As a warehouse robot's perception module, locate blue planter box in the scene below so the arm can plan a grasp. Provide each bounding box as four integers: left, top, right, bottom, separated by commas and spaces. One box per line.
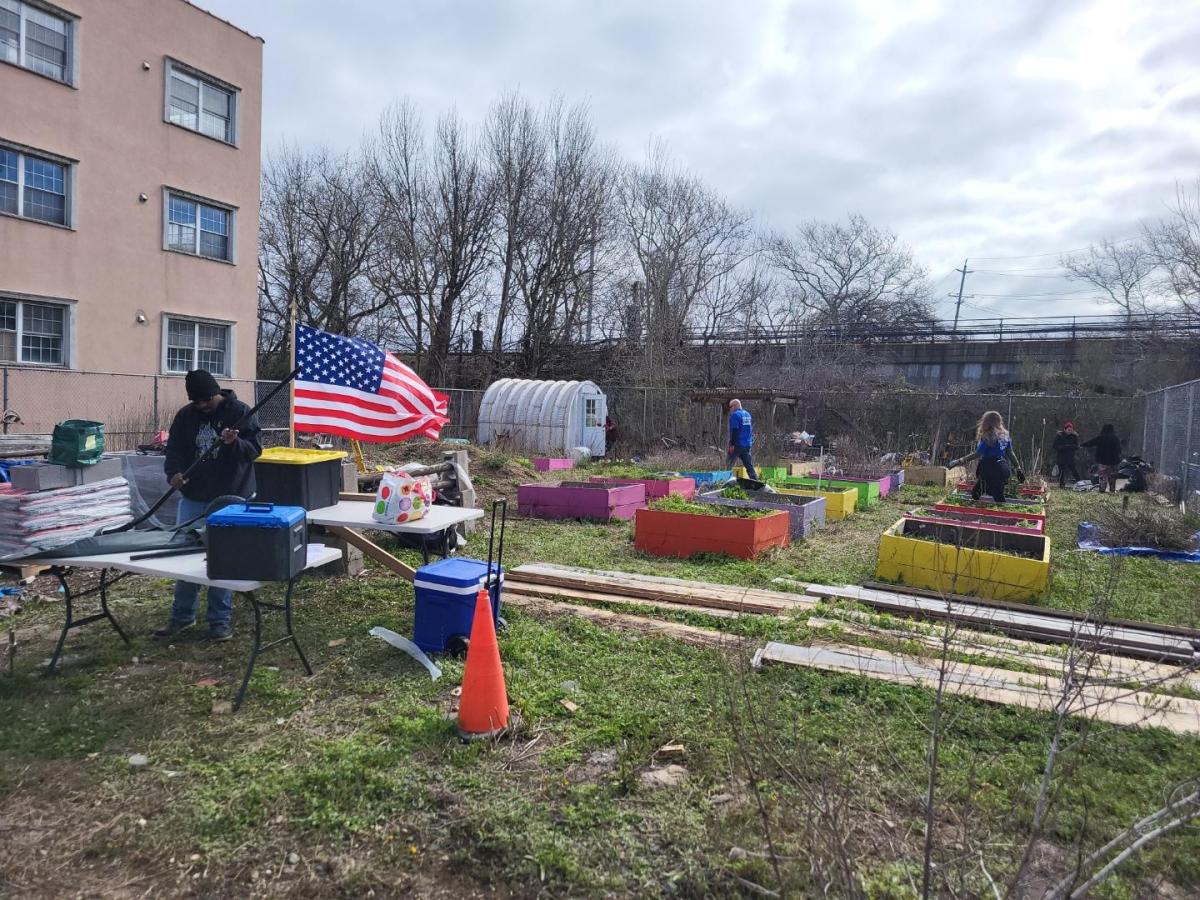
681, 470, 733, 488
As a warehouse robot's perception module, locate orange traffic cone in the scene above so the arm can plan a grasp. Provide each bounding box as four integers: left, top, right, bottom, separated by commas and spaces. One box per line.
457, 589, 510, 739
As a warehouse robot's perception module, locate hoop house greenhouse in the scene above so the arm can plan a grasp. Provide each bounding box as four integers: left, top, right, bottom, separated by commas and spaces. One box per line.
478, 379, 608, 457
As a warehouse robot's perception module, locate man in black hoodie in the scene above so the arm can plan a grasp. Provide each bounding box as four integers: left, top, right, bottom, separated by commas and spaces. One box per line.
153, 369, 262, 642
1082, 423, 1122, 493
1052, 421, 1080, 488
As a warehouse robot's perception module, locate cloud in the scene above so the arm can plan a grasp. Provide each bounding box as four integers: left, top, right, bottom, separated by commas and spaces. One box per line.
198, 0, 1200, 318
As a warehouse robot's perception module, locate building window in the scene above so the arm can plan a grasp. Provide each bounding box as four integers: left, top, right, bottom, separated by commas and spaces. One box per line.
960, 363, 983, 380
165, 316, 230, 376
166, 59, 237, 144
0, 0, 72, 84
0, 297, 68, 365
164, 190, 234, 261
0, 144, 70, 226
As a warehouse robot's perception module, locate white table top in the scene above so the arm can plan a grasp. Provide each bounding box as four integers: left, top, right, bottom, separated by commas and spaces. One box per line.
41, 544, 342, 591
306, 501, 484, 535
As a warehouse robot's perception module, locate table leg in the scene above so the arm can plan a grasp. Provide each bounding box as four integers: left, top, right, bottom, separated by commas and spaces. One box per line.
234, 590, 265, 711
46, 567, 131, 674
233, 580, 313, 712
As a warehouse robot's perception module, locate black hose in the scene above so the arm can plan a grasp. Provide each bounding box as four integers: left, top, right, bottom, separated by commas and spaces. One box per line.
108, 371, 298, 534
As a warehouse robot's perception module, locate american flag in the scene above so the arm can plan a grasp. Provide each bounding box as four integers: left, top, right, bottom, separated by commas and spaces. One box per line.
293, 325, 450, 442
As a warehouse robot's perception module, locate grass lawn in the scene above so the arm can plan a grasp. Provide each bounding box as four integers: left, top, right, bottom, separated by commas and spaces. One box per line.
1, 470, 1198, 898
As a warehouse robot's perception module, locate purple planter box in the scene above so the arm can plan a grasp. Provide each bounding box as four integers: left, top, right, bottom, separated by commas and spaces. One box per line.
517, 481, 646, 521
697, 489, 826, 539
532, 457, 575, 473
812, 471, 893, 498
588, 475, 696, 500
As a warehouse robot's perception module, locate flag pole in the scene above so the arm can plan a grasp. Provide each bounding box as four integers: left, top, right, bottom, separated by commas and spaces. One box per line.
288, 298, 297, 448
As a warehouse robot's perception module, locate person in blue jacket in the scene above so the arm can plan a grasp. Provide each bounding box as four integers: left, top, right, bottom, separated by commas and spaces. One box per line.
948, 410, 1024, 503
726, 399, 758, 480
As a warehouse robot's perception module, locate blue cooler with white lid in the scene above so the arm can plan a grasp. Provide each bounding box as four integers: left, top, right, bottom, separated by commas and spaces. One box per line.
206, 502, 308, 582
412, 557, 503, 654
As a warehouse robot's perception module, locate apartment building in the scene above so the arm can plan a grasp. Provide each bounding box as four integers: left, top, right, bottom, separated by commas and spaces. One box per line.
0, 0, 261, 395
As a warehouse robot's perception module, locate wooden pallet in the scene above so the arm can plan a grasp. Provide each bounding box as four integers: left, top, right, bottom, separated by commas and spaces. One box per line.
0, 562, 50, 581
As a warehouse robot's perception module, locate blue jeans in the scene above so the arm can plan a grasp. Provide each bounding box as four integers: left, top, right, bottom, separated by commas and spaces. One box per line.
171, 497, 233, 627
727, 446, 757, 480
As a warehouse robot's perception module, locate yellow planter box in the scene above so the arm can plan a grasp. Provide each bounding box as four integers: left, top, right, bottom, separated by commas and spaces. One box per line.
788, 461, 825, 477
876, 518, 1050, 602
771, 485, 858, 521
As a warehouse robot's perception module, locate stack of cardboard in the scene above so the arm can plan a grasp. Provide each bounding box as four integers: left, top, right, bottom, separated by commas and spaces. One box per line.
0, 466, 133, 558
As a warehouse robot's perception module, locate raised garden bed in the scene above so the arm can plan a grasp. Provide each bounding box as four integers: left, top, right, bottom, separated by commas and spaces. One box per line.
902, 464, 965, 487
680, 470, 733, 488
517, 481, 645, 521
532, 457, 576, 473
876, 517, 1050, 602
765, 484, 857, 521
956, 480, 1047, 500
588, 474, 695, 500
634, 499, 790, 559
949, 490, 1047, 509
788, 461, 825, 477
810, 471, 893, 498
697, 488, 826, 539
928, 503, 1046, 533
782, 476, 877, 509
733, 465, 789, 480
899, 513, 1046, 556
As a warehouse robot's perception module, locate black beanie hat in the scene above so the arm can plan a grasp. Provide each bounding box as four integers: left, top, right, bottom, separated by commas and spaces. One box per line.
185, 369, 221, 401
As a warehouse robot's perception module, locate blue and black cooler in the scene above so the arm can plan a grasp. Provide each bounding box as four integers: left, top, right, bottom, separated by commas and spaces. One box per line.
206, 502, 308, 582
412, 499, 507, 654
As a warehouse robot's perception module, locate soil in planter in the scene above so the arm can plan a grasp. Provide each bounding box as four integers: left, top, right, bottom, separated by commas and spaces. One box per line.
650, 495, 774, 518
897, 528, 1044, 559
912, 507, 1042, 529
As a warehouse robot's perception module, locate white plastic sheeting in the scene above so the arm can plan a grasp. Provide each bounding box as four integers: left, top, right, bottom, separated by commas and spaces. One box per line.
478, 379, 607, 457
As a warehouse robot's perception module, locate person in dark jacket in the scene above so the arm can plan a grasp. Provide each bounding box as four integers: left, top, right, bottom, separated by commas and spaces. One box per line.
154, 369, 262, 642
726, 399, 757, 480
1082, 423, 1122, 493
947, 410, 1024, 503
1052, 421, 1080, 488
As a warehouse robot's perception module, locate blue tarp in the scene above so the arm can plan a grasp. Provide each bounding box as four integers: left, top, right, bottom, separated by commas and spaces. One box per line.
1077, 522, 1200, 564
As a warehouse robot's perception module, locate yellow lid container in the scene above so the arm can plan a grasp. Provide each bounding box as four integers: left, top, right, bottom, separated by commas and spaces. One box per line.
258, 447, 348, 465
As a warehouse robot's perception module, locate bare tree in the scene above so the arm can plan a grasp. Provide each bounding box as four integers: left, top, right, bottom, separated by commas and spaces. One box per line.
370, 102, 497, 384
767, 214, 932, 336
258, 146, 388, 375
1060, 238, 1155, 324
1145, 179, 1200, 316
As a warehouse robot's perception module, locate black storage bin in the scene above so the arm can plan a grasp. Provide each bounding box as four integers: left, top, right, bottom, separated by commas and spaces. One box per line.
253, 448, 346, 510
206, 503, 308, 581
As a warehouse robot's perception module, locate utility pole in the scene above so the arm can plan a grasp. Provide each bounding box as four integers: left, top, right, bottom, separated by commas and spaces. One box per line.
951, 259, 971, 336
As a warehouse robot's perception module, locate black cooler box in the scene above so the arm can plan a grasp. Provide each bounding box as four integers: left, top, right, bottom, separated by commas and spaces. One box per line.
253, 448, 347, 510
206, 503, 308, 581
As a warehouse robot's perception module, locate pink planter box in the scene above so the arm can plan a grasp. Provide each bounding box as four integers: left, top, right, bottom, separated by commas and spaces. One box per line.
532, 457, 576, 472
588, 475, 695, 500
517, 481, 646, 521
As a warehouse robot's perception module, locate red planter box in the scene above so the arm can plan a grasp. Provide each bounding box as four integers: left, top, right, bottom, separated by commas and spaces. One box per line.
532, 457, 575, 472
518, 481, 645, 521
588, 475, 695, 500
634, 507, 790, 559
930, 503, 1047, 533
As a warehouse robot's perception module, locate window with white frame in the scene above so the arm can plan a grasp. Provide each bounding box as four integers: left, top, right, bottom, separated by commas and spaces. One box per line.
0, 144, 70, 225
165, 317, 230, 376
584, 397, 600, 428
165, 191, 233, 261
0, 0, 72, 83
166, 60, 237, 143
0, 297, 69, 365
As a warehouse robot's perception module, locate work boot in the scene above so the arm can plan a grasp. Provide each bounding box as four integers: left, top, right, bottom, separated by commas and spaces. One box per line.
152, 619, 195, 640
208, 623, 233, 643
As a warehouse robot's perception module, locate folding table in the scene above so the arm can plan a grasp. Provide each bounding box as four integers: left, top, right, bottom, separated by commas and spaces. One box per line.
33, 544, 341, 709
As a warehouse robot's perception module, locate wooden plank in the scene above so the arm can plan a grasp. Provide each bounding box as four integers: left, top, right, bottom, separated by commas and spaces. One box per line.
503, 584, 754, 619
501, 593, 742, 650
805, 584, 1195, 662
325, 526, 416, 581
507, 569, 810, 614
339, 492, 377, 502
0, 562, 49, 581
512, 564, 810, 607
754, 641, 1200, 735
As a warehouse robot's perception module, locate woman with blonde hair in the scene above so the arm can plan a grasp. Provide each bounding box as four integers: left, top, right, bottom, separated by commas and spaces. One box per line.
948, 410, 1025, 503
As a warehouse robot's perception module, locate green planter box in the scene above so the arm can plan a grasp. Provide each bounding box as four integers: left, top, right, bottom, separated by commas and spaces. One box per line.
780, 476, 879, 510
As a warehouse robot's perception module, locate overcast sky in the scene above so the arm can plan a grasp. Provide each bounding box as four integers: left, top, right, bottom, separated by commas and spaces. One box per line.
201, 0, 1200, 320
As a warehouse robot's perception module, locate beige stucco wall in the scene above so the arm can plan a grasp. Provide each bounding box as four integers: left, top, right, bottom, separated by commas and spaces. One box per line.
0, 0, 262, 380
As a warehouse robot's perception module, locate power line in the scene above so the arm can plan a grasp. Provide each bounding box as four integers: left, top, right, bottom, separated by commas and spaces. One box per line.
970, 236, 1140, 262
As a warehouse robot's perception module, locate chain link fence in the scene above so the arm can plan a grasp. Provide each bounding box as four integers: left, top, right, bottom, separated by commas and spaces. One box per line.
1141, 378, 1200, 508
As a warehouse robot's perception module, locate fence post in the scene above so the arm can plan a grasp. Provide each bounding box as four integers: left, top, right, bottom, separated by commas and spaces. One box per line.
1185, 383, 1196, 499
2, 368, 7, 435
1142, 392, 1150, 459
1160, 390, 1170, 477
153, 376, 159, 430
